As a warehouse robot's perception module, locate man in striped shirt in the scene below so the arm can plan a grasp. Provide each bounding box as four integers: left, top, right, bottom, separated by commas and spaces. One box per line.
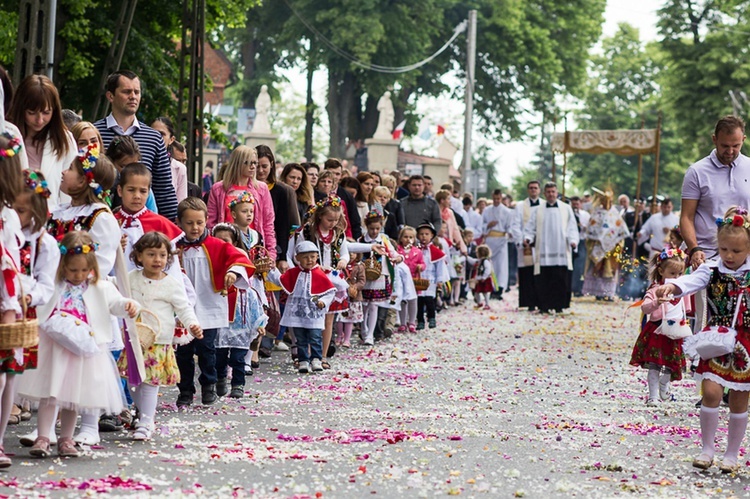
95, 70, 178, 220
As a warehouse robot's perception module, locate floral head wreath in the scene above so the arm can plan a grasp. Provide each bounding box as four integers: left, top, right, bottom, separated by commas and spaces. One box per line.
304, 194, 342, 221
364, 209, 383, 222
23, 170, 51, 198
658, 245, 685, 262
228, 191, 255, 210
715, 207, 750, 230
77, 144, 110, 203
212, 223, 240, 240
59, 241, 99, 255
0, 132, 22, 161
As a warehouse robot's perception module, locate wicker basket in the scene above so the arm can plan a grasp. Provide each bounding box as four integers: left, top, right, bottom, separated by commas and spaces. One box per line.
413, 272, 430, 292
363, 257, 382, 281
251, 246, 273, 274
135, 309, 160, 350
0, 272, 38, 349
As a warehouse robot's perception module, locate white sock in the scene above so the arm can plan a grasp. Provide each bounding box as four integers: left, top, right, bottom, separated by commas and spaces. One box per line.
647, 369, 660, 401
700, 405, 720, 459
659, 371, 671, 399
134, 383, 159, 428
724, 412, 748, 464
78, 411, 99, 437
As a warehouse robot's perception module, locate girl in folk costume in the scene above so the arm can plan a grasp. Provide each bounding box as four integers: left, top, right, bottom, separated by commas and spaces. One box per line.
416, 223, 448, 330
105, 136, 158, 213
397, 226, 425, 333
0, 134, 27, 467
21, 231, 139, 458
629, 246, 689, 407
356, 211, 403, 346
211, 223, 268, 397
123, 232, 202, 440
656, 206, 750, 473
472, 245, 494, 310
336, 254, 365, 348
394, 259, 418, 331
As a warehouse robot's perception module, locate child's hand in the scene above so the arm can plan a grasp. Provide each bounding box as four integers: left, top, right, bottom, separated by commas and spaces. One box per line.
417, 264, 424, 272
316, 300, 325, 309
655, 284, 677, 301
336, 260, 347, 271
189, 324, 203, 339
258, 326, 266, 337
224, 272, 237, 289
125, 301, 138, 318
120, 234, 128, 252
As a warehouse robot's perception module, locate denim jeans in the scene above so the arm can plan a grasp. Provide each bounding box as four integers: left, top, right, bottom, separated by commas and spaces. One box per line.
295, 327, 323, 363
176, 328, 218, 393
216, 347, 247, 387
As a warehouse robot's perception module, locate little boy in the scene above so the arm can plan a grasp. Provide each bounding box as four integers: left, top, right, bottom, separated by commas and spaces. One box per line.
416, 223, 447, 330
175, 197, 255, 406
278, 241, 335, 374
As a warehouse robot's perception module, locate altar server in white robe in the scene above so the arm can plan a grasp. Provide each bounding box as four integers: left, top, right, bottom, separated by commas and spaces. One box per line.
510, 181, 542, 310
482, 189, 513, 298
636, 197, 679, 258
523, 183, 579, 314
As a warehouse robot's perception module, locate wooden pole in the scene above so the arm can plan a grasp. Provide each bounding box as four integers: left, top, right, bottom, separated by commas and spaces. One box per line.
651, 112, 662, 215
551, 116, 556, 183
562, 116, 568, 198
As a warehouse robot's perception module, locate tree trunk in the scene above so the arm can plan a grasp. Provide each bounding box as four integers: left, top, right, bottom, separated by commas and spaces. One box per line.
304, 58, 314, 161
240, 18, 257, 108
327, 69, 356, 158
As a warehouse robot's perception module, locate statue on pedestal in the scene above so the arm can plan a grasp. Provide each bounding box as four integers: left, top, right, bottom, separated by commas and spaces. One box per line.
253, 85, 272, 134
373, 91, 394, 139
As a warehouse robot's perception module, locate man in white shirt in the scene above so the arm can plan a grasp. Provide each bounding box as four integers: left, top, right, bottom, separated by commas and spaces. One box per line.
482, 189, 513, 299
510, 181, 542, 310
637, 197, 679, 257
461, 197, 483, 240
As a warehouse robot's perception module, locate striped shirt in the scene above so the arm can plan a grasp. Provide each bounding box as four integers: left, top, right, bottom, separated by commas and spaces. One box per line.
95, 115, 178, 220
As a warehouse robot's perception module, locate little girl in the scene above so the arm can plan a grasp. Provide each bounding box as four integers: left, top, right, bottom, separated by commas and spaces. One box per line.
472, 245, 494, 309
629, 246, 689, 406
125, 232, 202, 440
21, 231, 139, 458
106, 136, 158, 213
416, 223, 448, 330
656, 206, 750, 473
396, 226, 424, 333
336, 254, 365, 348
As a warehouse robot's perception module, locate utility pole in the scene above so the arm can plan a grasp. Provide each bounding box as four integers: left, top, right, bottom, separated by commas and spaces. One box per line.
461, 9, 477, 192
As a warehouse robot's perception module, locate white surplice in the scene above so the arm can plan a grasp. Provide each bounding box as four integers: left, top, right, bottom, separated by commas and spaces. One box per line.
523, 201, 579, 275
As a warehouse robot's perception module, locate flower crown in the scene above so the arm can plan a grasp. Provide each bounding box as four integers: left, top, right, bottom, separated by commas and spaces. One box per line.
658, 246, 685, 262
23, 170, 51, 198
715, 207, 750, 229
304, 194, 342, 220
77, 144, 109, 202
59, 242, 99, 255
0, 132, 22, 160
229, 191, 255, 209
364, 209, 383, 222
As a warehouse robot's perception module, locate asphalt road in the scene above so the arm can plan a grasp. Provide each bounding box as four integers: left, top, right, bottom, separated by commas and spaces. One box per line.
0, 291, 746, 498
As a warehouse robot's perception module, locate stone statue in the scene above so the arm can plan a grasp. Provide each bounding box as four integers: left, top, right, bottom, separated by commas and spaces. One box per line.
373, 91, 394, 139
253, 85, 272, 134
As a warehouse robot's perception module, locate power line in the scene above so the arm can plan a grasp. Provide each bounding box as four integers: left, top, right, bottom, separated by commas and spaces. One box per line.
282, 0, 467, 74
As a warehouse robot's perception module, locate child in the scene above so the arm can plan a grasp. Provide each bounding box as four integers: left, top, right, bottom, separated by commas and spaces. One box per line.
105, 136, 157, 212
175, 197, 254, 407
20, 231, 139, 458
114, 163, 184, 279
126, 232, 203, 440
656, 206, 750, 472
337, 254, 365, 348
472, 245, 494, 309
416, 223, 447, 330
280, 241, 336, 373
462, 229, 478, 300
396, 226, 424, 333
211, 223, 267, 398
629, 245, 688, 406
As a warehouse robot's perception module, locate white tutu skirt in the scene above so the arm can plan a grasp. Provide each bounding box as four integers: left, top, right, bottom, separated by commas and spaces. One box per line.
17, 332, 125, 414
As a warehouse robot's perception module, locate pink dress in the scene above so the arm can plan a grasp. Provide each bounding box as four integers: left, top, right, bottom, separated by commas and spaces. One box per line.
397, 245, 425, 278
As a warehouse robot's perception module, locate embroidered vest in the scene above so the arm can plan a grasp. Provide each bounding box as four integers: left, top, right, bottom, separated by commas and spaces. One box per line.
296, 225, 345, 268
707, 267, 750, 328
46, 207, 108, 242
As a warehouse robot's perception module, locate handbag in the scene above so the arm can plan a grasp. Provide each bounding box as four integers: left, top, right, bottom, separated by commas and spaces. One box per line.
656, 301, 692, 340
41, 311, 100, 357
683, 292, 741, 360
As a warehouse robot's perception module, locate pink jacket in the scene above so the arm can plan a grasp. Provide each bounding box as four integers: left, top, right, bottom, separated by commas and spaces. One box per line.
641, 285, 692, 321
398, 245, 426, 278
207, 180, 277, 260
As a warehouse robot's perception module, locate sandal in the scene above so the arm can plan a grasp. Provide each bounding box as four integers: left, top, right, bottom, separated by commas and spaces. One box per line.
29, 436, 51, 458
57, 437, 80, 458
19, 408, 32, 422
0, 446, 10, 468
7, 405, 21, 425
293, 360, 300, 369
321, 359, 331, 370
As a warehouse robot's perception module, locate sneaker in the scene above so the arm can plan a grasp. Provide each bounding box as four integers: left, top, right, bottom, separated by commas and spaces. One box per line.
298, 361, 310, 374
201, 384, 218, 405
428, 319, 436, 329
645, 398, 658, 407
132, 424, 153, 441
229, 385, 244, 398
98, 414, 123, 432
217, 378, 229, 397
363, 340, 374, 346
73, 430, 100, 446
416, 322, 425, 331
408, 324, 416, 333
29, 436, 51, 458
21, 430, 57, 447
274, 341, 290, 352
57, 437, 80, 458
311, 359, 323, 372
176, 391, 193, 408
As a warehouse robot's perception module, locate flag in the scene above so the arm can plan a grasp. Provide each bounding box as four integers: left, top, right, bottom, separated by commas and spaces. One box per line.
392, 120, 407, 140
436, 124, 446, 136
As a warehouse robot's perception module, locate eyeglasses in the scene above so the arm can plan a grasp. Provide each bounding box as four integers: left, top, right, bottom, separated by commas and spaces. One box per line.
244, 161, 259, 167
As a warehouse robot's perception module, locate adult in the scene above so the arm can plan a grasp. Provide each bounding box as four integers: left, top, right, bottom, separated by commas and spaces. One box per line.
391, 170, 409, 199
9, 74, 75, 208
637, 197, 679, 258
401, 175, 442, 234
304, 162, 320, 189
461, 197, 483, 238
314, 170, 354, 239
436, 190, 467, 254
523, 183, 579, 314
0, 66, 29, 171
441, 182, 464, 214
280, 162, 314, 221
170, 142, 202, 200
476, 197, 488, 215
151, 116, 188, 203
70, 121, 103, 150
482, 189, 513, 299
582, 189, 630, 301
94, 70, 178, 220
340, 177, 369, 235
423, 175, 434, 198
357, 172, 377, 205
569, 196, 591, 297
510, 181, 542, 311
376, 175, 405, 240
324, 158, 362, 240
256, 145, 300, 272
206, 145, 277, 260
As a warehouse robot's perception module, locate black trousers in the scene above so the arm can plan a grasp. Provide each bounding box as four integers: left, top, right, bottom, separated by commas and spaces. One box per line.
417, 296, 436, 323
176, 328, 218, 394
534, 266, 572, 312
216, 347, 247, 387
518, 266, 538, 309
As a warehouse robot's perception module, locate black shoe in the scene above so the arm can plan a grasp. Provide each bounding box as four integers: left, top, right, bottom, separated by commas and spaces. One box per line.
176, 391, 193, 408
229, 385, 244, 398
201, 384, 218, 405
251, 360, 260, 369
258, 347, 272, 359
216, 378, 229, 397
554, 308, 563, 314
327, 344, 336, 358
695, 398, 703, 408
98, 414, 123, 432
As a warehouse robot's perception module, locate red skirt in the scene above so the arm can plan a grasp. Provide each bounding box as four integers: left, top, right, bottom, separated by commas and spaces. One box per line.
474, 278, 494, 294
697, 325, 750, 390
328, 298, 349, 313
629, 319, 685, 381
